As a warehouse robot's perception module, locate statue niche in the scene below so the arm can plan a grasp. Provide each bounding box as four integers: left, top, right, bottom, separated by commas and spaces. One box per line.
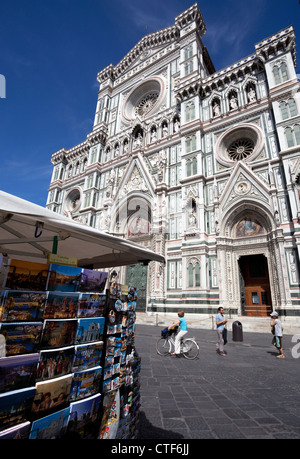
132, 126, 144, 150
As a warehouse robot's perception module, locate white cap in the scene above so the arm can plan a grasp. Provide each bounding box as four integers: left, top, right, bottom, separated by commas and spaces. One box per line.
270, 311, 279, 317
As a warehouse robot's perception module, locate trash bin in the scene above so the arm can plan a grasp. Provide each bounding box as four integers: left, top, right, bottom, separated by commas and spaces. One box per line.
232, 321, 243, 342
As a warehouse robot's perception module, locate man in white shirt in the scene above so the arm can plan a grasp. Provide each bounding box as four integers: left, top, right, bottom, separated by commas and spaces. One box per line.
216, 307, 227, 357
270, 311, 285, 359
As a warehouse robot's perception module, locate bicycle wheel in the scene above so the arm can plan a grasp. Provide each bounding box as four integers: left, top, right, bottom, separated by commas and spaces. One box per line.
156, 338, 171, 356
182, 338, 199, 360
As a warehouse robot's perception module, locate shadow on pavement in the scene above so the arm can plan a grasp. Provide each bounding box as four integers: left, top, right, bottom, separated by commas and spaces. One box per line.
137, 411, 184, 439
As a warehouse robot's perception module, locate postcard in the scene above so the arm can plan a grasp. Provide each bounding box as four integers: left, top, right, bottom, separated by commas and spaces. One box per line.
40, 320, 78, 349
75, 317, 105, 345
111, 377, 119, 390
102, 378, 111, 393
68, 393, 101, 439
77, 293, 106, 318
0, 290, 47, 322
31, 374, 72, 417
72, 341, 103, 372
107, 324, 116, 335
0, 353, 39, 393
37, 346, 74, 381
47, 264, 82, 292
0, 322, 43, 356
29, 406, 70, 439
0, 386, 36, 430
0, 420, 31, 439
103, 366, 112, 380
4, 259, 49, 291
98, 389, 120, 439
79, 269, 108, 293
44, 292, 79, 319
69, 366, 102, 401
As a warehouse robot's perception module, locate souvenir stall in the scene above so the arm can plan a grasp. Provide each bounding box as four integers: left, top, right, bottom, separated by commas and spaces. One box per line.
0, 191, 164, 439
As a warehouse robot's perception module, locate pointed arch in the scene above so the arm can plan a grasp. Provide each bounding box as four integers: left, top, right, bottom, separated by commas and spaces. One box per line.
111, 193, 152, 239
216, 202, 283, 316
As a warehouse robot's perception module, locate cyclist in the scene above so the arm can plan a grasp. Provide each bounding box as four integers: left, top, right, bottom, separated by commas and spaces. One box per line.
168, 310, 188, 357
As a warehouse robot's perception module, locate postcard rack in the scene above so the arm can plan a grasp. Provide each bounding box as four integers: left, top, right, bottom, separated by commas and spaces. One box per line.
0, 258, 141, 439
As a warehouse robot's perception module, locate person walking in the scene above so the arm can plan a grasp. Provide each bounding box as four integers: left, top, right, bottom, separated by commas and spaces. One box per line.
168, 310, 188, 357
216, 307, 227, 356
270, 311, 285, 358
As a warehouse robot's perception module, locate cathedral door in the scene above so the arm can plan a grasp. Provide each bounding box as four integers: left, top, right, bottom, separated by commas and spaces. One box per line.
238, 254, 272, 316
126, 264, 148, 312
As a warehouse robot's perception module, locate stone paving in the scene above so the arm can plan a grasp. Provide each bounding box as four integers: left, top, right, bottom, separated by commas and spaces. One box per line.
135, 324, 300, 439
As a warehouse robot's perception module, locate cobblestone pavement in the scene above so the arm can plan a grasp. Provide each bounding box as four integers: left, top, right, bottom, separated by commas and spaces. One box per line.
135, 324, 300, 439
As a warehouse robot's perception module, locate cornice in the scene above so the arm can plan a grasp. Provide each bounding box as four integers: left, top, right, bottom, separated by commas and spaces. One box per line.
51, 148, 68, 165
269, 79, 299, 102
279, 145, 300, 158
201, 98, 270, 133
97, 27, 179, 84
175, 74, 201, 101
199, 26, 295, 94
65, 141, 90, 160
97, 3, 206, 85
255, 25, 296, 67
144, 134, 181, 155
201, 55, 263, 92
175, 2, 206, 35
174, 56, 264, 102
51, 141, 90, 164
87, 126, 108, 145
59, 175, 85, 190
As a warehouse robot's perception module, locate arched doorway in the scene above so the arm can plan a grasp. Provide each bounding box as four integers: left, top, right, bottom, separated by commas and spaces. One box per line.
113, 194, 152, 312
126, 207, 151, 312
217, 205, 283, 316
238, 254, 272, 316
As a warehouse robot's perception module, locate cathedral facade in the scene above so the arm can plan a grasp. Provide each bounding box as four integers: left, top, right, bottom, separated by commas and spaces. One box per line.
47, 3, 300, 322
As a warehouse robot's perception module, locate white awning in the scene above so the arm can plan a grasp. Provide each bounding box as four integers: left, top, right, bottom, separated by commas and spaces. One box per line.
0, 190, 164, 268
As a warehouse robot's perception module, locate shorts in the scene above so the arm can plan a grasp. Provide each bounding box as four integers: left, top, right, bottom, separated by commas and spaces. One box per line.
273, 336, 282, 348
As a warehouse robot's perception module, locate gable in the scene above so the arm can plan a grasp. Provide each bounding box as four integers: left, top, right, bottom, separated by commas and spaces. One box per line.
218, 162, 271, 213
98, 26, 179, 83
115, 155, 156, 199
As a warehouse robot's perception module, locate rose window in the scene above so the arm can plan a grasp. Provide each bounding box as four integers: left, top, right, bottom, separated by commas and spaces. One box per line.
215, 124, 263, 167
227, 138, 254, 161
122, 77, 164, 122
63, 188, 81, 215
135, 92, 159, 117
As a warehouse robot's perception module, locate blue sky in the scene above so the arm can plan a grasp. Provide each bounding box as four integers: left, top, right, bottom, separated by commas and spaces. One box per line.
0, 0, 299, 206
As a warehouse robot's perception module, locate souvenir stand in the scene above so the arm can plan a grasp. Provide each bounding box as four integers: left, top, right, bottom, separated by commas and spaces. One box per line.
0, 191, 164, 439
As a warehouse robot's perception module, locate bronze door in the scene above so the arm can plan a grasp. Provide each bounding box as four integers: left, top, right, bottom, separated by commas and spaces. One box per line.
126, 264, 148, 311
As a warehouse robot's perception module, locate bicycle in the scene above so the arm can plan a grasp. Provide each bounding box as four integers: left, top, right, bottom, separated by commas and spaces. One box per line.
156, 328, 199, 360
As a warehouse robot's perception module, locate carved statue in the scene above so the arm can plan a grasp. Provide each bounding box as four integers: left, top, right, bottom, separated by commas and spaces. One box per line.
188, 210, 197, 227
213, 102, 221, 116
133, 132, 143, 149
229, 94, 238, 109
174, 119, 180, 132
248, 87, 256, 102
162, 124, 168, 137
150, 128, 157, 143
